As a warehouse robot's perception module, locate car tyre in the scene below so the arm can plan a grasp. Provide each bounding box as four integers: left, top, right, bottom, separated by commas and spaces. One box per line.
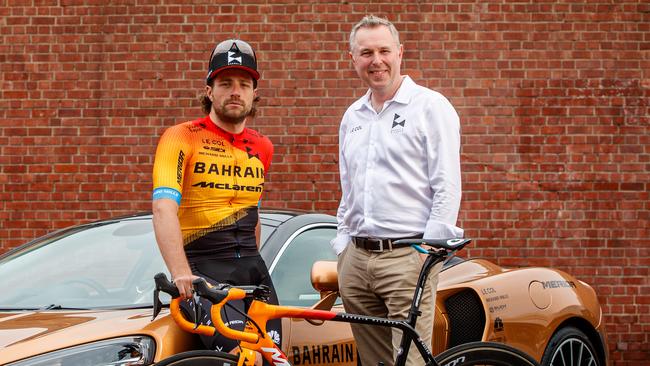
155, 350, 239, 366
541, 326, 601, 366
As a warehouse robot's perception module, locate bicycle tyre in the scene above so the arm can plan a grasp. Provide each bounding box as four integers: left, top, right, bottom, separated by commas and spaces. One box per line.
155, 350, 239, 366
434, 341, 540, 366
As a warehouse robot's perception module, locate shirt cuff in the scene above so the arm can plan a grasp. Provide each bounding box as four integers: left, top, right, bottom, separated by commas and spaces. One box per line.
330, 233, 351, 255
424, 220, 464, 240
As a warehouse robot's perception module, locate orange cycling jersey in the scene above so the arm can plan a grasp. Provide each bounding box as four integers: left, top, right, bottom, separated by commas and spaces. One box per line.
152, 116, 273, 259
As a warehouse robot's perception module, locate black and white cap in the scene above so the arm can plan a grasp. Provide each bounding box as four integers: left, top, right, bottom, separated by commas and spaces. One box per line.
206, 39, 259, 85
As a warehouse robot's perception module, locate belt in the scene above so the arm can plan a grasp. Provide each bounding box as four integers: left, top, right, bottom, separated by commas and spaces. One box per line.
352, 235, 423, 252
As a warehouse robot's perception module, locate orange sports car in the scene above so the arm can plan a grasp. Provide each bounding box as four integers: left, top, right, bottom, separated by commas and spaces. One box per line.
0, 210, 608, 365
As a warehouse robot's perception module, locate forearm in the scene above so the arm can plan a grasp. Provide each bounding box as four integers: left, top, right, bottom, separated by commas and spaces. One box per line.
152, 200, 191, 278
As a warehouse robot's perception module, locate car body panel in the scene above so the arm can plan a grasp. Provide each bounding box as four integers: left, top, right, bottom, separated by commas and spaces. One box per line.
0, 210, 608, 365
286, 309, 356, 366
0, 309, 196, 364
431, 261, 604, 360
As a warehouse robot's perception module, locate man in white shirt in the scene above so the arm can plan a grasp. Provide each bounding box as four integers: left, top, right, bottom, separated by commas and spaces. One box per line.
331, 15, 464, 365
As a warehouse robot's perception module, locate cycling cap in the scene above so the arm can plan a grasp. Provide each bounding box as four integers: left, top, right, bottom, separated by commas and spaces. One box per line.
206, 39, 259, 85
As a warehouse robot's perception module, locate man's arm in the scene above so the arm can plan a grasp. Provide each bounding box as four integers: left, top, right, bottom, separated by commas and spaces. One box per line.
423, 96, 464, 240
152, 198, 195, 298
331, 116, 352, 255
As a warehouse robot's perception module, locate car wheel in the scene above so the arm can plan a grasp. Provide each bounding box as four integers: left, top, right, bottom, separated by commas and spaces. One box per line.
541, 326, 601, 366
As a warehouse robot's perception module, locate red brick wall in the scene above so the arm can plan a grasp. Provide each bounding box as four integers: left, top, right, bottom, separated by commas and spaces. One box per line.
1, 1, 648, 364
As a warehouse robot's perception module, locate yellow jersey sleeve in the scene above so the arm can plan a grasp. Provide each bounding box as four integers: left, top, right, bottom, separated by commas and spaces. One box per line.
152, 123, 192, 205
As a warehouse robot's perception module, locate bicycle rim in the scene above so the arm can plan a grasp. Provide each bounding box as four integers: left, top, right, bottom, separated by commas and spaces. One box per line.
155, 350, 239, 366
434, 341, 540, 366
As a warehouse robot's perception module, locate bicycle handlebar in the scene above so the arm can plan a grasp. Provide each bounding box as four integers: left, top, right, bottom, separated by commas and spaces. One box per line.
153, 273, 260, 344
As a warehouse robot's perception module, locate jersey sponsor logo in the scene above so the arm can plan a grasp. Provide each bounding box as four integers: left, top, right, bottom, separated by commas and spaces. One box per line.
202, 138, 227, 146
201, 139, 227, 153
203, 145, 226, 153
152, 187, 182, 204
192, 181, 263, 192
176, 150, 185, 184
291, 343, 355, 365
186, 124, 204, 133
193, 162, 265, 178
224, 319, 245, 327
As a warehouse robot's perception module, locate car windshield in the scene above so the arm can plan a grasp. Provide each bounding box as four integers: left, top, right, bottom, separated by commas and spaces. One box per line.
0, 219, 169, 310
0, 217, 279, 310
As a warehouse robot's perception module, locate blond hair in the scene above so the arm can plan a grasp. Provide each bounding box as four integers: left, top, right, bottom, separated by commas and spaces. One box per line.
349, 15, 400, 52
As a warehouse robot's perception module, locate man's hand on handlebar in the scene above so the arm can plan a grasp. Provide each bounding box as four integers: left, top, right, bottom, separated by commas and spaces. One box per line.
172, 274, 201, 299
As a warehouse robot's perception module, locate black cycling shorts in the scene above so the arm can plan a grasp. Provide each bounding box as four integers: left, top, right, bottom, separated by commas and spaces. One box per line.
180, 255, 282, 353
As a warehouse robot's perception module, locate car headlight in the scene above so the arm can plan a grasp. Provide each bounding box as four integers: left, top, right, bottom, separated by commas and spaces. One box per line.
7, 336, 155, 366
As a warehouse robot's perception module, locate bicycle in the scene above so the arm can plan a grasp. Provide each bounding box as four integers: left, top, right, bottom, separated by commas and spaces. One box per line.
152, 238, 541, 366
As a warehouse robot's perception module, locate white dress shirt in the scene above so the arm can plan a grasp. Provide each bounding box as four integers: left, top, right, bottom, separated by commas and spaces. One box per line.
331, 76, 464, 255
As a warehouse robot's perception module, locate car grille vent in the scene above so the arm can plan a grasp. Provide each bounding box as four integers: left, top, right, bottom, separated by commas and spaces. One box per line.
444, 289, 485, 347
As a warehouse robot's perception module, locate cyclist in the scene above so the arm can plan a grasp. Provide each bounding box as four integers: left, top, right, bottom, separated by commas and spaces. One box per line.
152, 38, 281, 357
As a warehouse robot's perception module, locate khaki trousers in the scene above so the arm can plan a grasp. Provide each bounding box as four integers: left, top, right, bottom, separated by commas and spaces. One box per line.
338, 243, 442, 366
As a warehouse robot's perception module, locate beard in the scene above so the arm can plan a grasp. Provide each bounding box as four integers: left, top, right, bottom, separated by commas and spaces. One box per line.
213, 100, 252, 125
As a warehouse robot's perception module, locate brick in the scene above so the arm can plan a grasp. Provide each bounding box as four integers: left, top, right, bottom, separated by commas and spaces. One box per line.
0, 2, 648, 363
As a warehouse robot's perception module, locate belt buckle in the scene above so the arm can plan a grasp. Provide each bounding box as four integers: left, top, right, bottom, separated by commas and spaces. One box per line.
367, 238, 391, 252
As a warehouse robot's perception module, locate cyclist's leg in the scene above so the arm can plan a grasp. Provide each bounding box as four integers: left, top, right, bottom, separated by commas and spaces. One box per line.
254, 257, 283, 347
374, 248, 443, 366
193, 256, 282, 365
338, 243, 393, 366
187, 259, 254, 353
178, 281, 246, 353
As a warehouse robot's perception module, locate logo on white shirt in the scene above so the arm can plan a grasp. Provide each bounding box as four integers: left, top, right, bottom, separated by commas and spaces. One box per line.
391, 113, 405, 134
392, 113, 405, 128
350, 125, 363, 133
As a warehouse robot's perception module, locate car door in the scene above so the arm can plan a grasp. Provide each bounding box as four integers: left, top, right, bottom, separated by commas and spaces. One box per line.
267, 224, 356, 366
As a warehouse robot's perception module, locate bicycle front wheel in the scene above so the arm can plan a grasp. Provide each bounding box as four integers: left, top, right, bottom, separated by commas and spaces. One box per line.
434, 341, 540, 366
155, 350, 239, 366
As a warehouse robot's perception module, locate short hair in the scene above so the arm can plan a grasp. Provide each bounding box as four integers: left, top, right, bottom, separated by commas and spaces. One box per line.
349, 15, 400, 53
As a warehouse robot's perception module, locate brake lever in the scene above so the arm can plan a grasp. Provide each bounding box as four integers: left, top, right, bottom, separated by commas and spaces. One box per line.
192, 292, 203, 330
152, 273, 181, 322
253, 284, 271, 302
152, 288, 162, 321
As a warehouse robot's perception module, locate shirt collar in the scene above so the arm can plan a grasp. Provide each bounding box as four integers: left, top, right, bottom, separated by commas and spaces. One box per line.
355, 75, 416, 112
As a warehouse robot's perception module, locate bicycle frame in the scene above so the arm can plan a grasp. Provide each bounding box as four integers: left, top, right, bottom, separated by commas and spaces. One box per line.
154, 238, 472, 366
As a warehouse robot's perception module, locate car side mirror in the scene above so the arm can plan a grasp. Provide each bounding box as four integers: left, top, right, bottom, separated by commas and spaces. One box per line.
311, 260, 339, 293
308, 260, 339, 320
